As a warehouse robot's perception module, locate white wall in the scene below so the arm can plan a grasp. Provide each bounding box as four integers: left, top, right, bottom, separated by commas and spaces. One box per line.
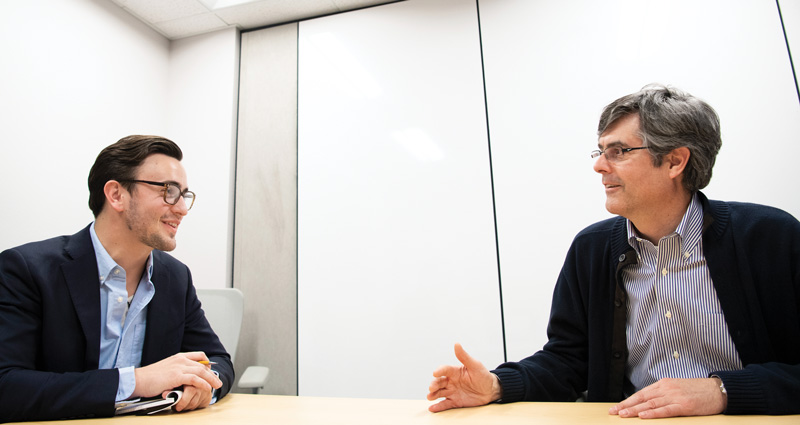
167, 27, 240, 289
0, 0, 238, 290
0, 0, 170, 247
479, 0, 800, 362
297, 0, 505, 399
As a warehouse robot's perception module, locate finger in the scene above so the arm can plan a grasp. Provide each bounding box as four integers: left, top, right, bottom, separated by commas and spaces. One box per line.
174, 386, 196, 412
181, 373, 213, 393
181, 363, 222, 389
195, 387, 213, 410
428, 376, 448, 393
429, 398, 459, 413
427, 386, 455, 401
633, 403, 684, 419
203, 368, 223, 389
186, 388, 205, 411
432, 364, 460, 378
179, 351, 210, 363
453, 343, 483, 371
617, 398, 661, 418
611, 389, 647, 412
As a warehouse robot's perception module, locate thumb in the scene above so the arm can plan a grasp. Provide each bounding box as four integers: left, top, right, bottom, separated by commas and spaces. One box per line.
453, 343, 483, 370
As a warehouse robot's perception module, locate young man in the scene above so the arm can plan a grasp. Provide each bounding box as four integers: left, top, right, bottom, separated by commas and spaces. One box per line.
0, 135, 234, 422
427, 85, 800, 418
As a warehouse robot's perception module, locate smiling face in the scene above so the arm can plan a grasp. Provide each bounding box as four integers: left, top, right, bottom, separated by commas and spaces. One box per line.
123, 154, 189, 252
593, 114, 676, 222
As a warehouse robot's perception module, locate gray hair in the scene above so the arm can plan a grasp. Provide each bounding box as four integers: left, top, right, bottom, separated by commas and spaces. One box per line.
597, 84, 722, 193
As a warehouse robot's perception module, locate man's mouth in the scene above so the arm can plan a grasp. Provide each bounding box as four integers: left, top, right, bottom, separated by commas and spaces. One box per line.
163, 220, 180, 231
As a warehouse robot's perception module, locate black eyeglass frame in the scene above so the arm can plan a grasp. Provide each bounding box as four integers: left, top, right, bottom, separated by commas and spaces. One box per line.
119, 179, 196, 210
590, 146, 650, 161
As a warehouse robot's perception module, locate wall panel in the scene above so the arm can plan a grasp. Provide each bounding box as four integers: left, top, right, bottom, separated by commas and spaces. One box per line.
479, 0, 800, 362
235, 23, 299, 395
297, 0, 504, 399
780, 0, 800, 100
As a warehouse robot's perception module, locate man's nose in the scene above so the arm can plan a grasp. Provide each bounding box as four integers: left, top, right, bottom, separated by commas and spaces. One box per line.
593, 153, 610, 174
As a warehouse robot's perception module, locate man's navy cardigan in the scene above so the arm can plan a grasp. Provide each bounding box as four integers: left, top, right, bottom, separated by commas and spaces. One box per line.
492, 192, 800, 415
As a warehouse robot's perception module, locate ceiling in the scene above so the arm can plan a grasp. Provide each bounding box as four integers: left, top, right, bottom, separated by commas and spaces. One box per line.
109, 0, 400, 40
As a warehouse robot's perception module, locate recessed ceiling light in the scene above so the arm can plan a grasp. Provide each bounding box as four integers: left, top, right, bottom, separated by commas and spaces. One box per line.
197, 0, 263, 10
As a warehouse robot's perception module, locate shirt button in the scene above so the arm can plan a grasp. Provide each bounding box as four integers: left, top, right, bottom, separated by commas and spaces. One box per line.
117, 296, 124, 303
114, 269, 120, 275
661, 268, 668, 276
673, 351, 680, 359
684, 252, 691, 258
665, 311, 672, 319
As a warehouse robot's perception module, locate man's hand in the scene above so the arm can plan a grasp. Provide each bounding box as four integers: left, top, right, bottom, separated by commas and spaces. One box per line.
608, 377, 726, 419
427, 343, 502, 413
132, 351, 222, 411
168, 384, 212, 412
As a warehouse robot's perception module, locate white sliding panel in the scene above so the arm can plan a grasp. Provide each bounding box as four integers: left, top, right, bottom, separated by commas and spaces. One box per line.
479, 0, 800, 363
298, 0, 504, 399
781, 0, 800, 78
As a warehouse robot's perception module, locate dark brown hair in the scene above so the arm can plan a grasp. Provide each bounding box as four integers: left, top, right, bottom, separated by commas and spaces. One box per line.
87, 135, 182, 217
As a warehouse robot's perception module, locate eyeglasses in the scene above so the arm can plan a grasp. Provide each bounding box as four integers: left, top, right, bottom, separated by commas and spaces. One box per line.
120, 180, 196, 210
590, 146, 649, 162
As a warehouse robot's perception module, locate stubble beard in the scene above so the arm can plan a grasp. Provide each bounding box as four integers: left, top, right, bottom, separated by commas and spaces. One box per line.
125, 198, 177, 252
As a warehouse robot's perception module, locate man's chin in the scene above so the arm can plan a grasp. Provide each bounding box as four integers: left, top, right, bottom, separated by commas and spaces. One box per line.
605, 199, 623, 216
144, 235, 177, 252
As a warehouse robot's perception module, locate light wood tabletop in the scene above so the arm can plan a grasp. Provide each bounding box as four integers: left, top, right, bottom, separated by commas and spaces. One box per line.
13, 393, 800, 424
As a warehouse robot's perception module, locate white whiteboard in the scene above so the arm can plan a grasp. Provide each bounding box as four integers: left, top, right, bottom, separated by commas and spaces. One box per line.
297, 0, 505, 399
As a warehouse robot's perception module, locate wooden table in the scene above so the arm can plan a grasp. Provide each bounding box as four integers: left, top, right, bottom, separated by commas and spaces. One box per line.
13, 394, 800, 424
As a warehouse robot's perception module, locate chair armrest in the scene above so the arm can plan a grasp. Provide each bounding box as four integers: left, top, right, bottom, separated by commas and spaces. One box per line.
238, 366, 270, 392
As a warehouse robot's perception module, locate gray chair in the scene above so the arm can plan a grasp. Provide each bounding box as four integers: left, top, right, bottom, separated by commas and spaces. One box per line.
196, 288, 269, 394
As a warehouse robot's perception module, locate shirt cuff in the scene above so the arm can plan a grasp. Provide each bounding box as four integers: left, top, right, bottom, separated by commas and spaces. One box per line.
116, 366, 136, 401
210, 369, 220, 405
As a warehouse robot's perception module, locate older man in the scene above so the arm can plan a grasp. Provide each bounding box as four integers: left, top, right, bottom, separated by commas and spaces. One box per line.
427, 85, 800, 418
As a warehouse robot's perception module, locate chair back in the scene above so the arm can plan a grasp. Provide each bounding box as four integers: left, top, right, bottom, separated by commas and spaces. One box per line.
196, 288, 244, 364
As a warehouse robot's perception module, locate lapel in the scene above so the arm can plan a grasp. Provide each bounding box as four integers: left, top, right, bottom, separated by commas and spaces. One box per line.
60, 225, 103, 370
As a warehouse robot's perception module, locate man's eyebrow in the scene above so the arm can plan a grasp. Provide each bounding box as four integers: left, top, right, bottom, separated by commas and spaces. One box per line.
597, 140, 624, 150
164, 180, 185, 190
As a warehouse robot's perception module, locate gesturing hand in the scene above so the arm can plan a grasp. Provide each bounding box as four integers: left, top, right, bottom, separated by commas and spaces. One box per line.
427, 343, 502, 413
609, 377, 726, 419
132, 352, 222, 405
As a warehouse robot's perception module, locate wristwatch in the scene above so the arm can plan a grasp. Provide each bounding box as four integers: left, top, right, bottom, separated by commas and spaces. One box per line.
711, 375, 727, 395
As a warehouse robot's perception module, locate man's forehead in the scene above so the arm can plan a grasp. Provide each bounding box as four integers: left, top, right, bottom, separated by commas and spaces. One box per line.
598, 116, 642, 149
136, 154, 188, 184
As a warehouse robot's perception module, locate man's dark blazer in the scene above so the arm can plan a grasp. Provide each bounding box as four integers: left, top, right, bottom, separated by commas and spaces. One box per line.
0, 225, 234, 423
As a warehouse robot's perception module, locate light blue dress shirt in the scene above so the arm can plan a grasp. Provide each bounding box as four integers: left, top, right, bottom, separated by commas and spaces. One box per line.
90, 223, 155, 401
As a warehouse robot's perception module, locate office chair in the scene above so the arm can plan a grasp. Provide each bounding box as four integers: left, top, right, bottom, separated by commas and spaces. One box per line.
196, 288, 269, 394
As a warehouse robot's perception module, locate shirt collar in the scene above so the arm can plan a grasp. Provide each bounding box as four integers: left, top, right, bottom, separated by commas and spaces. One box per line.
89, 222, 154, 285
626, 193, 704, 252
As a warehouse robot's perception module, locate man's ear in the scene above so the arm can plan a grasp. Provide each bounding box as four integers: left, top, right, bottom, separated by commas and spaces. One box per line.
666, 147, 690, 180
104, 180, 126, 213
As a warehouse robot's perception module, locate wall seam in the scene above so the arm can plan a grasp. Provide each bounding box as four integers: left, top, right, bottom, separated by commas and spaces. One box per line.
476, 0, 507, 363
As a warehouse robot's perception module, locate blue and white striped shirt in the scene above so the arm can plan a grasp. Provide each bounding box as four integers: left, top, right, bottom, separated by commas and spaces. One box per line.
623, 194, 742, 391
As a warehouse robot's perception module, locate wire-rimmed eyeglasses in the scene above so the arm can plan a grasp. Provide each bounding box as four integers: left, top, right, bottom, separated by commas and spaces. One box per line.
120, 180, 196, 210
590, 146, 649, 162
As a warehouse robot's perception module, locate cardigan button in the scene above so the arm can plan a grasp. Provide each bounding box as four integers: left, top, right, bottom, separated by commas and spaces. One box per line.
614, 299, 622, 308
613, 352, 622, 359
618, 254, 626, 262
